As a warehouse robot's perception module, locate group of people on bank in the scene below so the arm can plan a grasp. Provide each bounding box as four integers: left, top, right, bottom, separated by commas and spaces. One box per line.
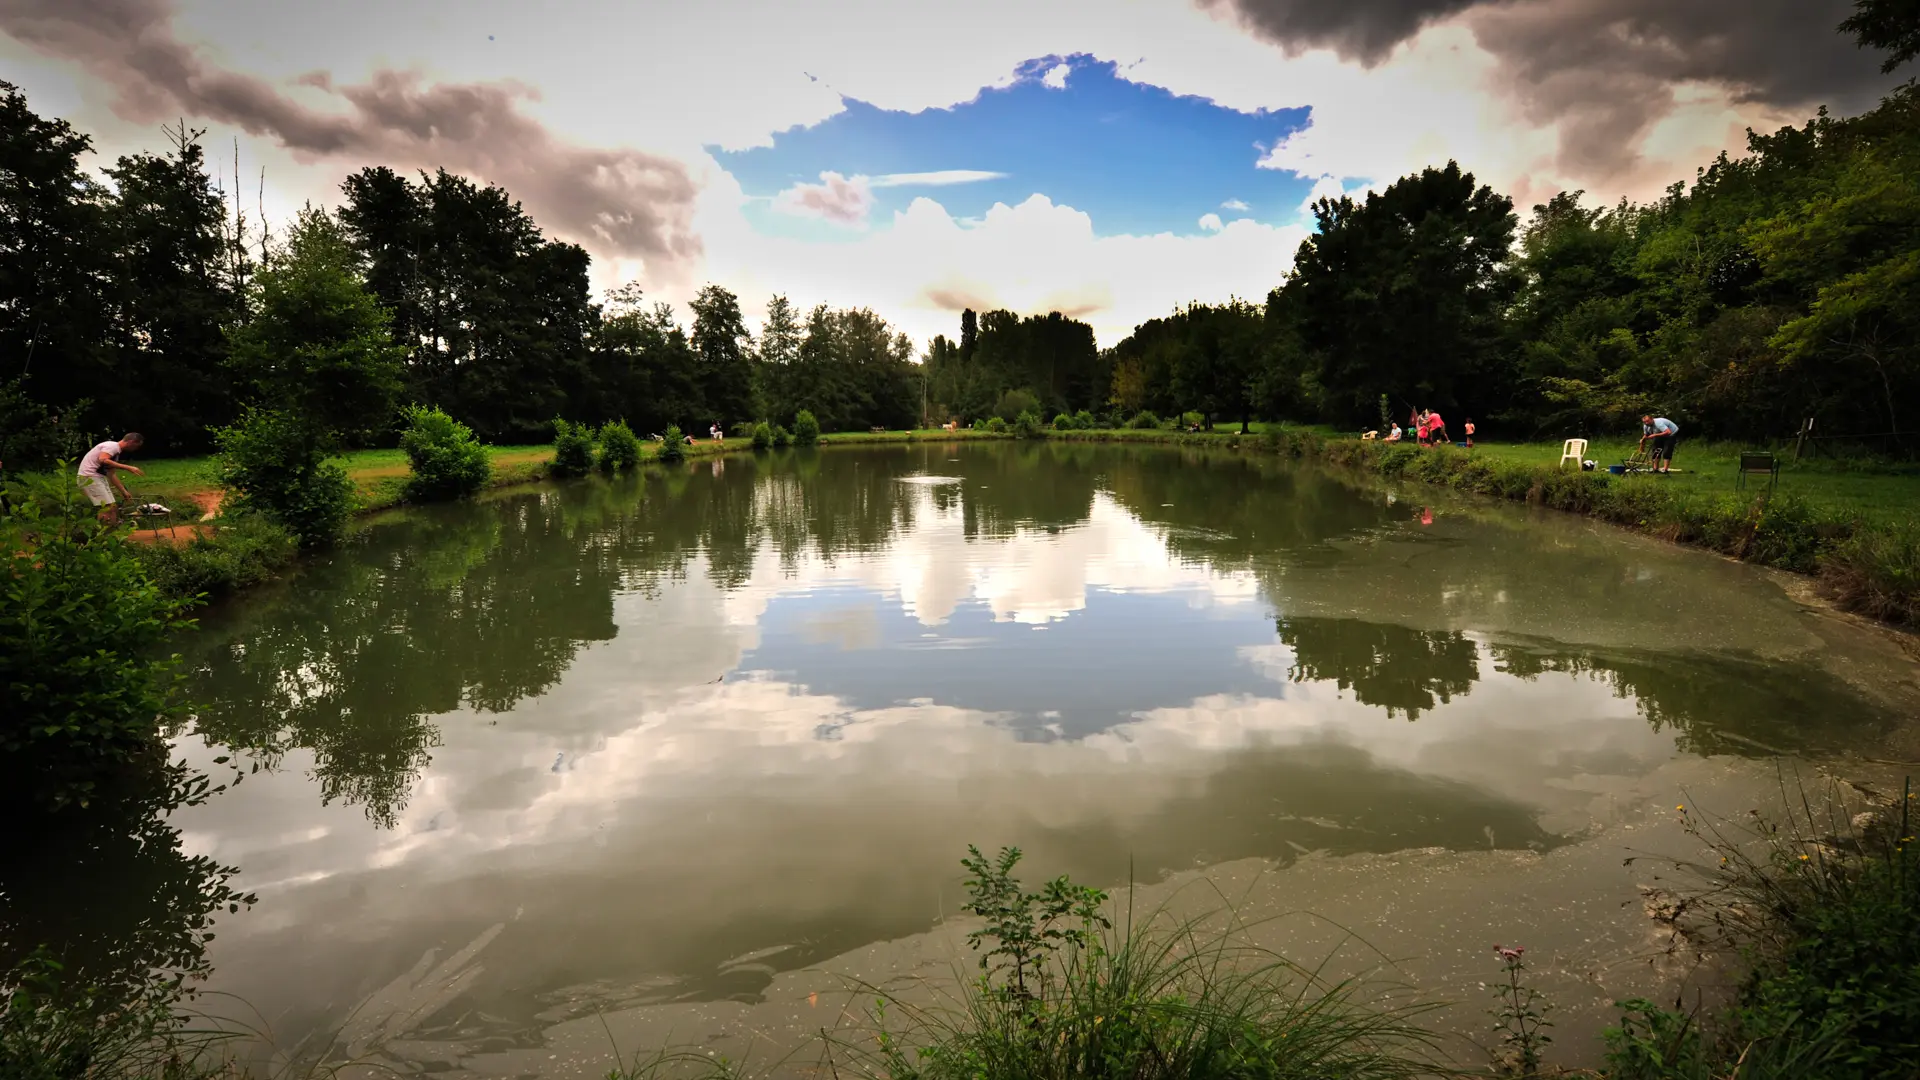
1364, 408, 1475, 448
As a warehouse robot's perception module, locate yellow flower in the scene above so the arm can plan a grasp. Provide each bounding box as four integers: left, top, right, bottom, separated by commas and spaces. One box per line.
1799, 854, 1810, 861
1676, 805, 1685, 811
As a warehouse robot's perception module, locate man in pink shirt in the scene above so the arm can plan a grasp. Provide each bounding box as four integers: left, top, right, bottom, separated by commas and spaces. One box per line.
76, 432, 145, 525
1426, 410, 1449, 445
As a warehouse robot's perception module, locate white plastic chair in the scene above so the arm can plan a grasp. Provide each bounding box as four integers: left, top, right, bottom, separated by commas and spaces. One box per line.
1559, 438, 1588, 469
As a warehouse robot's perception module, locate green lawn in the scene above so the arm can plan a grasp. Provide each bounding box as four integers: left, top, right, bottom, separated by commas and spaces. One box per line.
1463, 438, 1920, 525
126, 445, 554, 512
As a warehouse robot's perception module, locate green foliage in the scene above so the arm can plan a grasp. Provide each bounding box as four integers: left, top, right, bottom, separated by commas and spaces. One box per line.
1602, 782, 1920, 1080
768, 303, 922, 432
659, 425, 687, 463
213, 407, 353, 548
399, 404, 491, 500
1842, 0, 1920, 74
751, 421, 774, 451
227, 207, 405, 448
597, 419, 642, 472
993, 388, 1041, 423
1126, 410, 1160, 430
131, 513, 297, 602
771, 424, 793, 449
1053, 412, 1076, 430
793, 409, 821, 446
0, 950, 230, 1080
985, 416, 1009, 434
0, 474, 191, 809
1072, 409, 1097, 430
1013, 410, 1045, 439
550, 417, 596, 476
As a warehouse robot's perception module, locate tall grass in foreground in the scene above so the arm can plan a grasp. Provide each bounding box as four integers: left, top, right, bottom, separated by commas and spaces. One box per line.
609, 847, 1445, 1080
1606, 776, 1920, 1080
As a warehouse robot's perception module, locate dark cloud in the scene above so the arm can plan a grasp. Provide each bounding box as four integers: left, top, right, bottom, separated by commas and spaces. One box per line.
1195, 0, 1485, 64
0, 0, 701, 274
1469, 0, 1891, 178
1203, 0, 1896, 181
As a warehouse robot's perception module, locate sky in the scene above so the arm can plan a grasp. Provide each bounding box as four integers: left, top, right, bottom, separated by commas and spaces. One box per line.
0, 0, 1898, 347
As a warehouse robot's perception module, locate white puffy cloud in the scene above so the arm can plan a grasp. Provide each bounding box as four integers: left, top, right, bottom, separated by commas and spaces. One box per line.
683, 166, 1309, 346
1221, 198, 1251, 211
1197, 212, 1224, 231
1042, 62, 1072, 89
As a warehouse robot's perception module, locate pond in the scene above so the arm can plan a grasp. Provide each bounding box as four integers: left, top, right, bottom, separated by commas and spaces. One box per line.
27, 442, 1920, 1075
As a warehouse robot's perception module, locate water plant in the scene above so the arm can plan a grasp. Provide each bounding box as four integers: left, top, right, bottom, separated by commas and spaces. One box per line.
1488, 945, 1551, 1077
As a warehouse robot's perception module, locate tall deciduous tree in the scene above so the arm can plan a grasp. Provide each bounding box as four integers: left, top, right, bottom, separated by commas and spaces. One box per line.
1283, 161, 1519, 421
689, 283, 756, 427
101, 123, 244, 452
226, 208, 404, 446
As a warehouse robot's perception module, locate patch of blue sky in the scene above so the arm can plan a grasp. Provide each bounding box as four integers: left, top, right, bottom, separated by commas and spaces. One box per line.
712, 55, 1320, 238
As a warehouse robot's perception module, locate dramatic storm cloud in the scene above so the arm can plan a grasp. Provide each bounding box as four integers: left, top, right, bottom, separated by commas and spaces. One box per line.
0, 0, 701, 277
1195, 0, 1481, 65
1202, 0, 1894, 179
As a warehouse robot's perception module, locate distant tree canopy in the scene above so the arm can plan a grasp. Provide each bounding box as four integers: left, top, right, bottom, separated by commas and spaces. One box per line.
6, 8, 1920, 458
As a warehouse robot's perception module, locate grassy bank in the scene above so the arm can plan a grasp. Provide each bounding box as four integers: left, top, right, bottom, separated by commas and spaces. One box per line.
1052, 425, 1920, 630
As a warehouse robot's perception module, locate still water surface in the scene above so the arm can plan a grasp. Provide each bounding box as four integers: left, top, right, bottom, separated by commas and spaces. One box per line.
131, 444, 1918, 1069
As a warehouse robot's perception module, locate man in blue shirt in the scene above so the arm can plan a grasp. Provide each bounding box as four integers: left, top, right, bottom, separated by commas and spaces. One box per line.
1639, 415, 1679, 474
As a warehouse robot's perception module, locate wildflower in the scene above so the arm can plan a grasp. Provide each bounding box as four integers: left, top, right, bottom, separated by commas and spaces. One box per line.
1494, 945, 1525, 962
1799, 854, 1810, 861
1676, 804, 1685, 811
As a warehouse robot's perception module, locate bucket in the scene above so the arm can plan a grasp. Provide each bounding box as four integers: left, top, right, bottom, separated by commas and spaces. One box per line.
1607, 464, 1625, 475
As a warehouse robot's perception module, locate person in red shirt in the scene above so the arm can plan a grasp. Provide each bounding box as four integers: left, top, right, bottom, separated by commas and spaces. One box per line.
1464, 418, 1476, 448
1426, 410, 1449, 445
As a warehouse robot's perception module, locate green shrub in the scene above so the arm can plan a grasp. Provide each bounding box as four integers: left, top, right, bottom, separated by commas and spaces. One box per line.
399, 404, 491, 500
1180, 410, 1205, 430
1822, 522, 1920, 628
1052, 412, 1076, 430
751, 421, 774, 451
993, 388, 1040, 423
132, 513, 297, 602
0, 377, 90, 473
0, 475, 191, 809
657, 425, 687, 463
793, 410, 821, 447
1126, 410, 1160, 430
1013, 410, 1045, 439
1073, 409, 1097, 430
986, 415, 1009, 434
550, 417, 596, 476
214, 408, 353, 548
597, 419, 642, 472
972, 418, 989, 432
772, 424, 793, 449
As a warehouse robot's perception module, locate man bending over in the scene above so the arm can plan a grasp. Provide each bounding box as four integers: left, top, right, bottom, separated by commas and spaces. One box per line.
77, 432, 145, 525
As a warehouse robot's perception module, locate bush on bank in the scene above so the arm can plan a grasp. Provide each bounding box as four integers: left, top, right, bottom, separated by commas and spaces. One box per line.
399, 405, 492, 500
597, 419, 642, 472
213, 407, 353, 549
550, 418, 597, 477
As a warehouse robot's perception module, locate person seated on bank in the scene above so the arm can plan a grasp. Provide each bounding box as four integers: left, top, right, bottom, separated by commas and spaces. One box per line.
1426, 409, 1449, 445
1639, 414, 1680, 474
77, 432, 145, 526
1387, 422, 1404, 443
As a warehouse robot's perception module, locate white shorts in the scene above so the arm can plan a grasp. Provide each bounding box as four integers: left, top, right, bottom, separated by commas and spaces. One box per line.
78, 475, 115, 505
